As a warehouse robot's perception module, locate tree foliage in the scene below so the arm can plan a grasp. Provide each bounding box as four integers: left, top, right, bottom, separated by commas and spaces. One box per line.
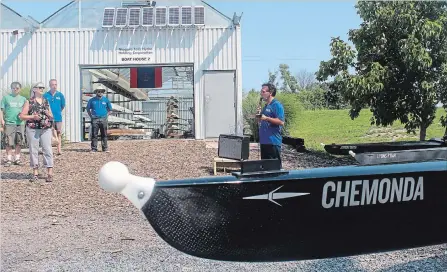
242, 89, 303, 141
316, 1, 447, 140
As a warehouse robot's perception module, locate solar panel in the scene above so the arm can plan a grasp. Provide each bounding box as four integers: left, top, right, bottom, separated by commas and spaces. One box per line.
102, 8, 116, 28
115, 8, 129, 27
129, 8, 141, 27
168, 7, 180, 25
155, 7, 167, 26
142, 7, 154, 26
181, 7, 192, 25
194, 6, 204, 25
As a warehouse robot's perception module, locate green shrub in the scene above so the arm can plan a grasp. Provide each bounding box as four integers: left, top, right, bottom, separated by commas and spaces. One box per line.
242, 91, 261, 141
242, 90, 303, 141
20, 85, 32, 99
297, 88, 327, 110
275, 91, 303, 136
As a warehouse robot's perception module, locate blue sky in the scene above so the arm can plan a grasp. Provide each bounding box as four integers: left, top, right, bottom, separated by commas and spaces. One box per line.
2, 1, 363, 91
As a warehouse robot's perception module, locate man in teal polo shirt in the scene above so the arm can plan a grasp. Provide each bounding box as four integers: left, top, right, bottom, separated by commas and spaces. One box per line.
86, 84, 112, 152
1, 82, 27, 166
43, 79, 66, 155
257, 83, 285, 169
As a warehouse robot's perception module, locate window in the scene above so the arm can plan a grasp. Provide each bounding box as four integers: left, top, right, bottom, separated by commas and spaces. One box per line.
115, 8, 129, 27
181, 7, 192, 25
155, 7, 167, 26
102, 8, 116, 28
194, 6, 204, 25
168, 7, 180, 25
128, 8, 141, 27
142, 7, 154, 26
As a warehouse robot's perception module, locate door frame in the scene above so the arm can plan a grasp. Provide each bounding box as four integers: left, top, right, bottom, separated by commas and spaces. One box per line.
202, 69, 237, 138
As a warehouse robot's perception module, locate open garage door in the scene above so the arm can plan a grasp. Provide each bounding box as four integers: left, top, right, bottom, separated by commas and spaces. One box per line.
80, 65, 195, 141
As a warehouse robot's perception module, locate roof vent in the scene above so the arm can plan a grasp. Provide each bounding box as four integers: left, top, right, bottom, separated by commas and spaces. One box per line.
122, 0, 152, 7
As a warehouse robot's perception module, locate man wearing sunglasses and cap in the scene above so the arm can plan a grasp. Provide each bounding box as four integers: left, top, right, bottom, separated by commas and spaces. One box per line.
86, 83, 112, 152
1, 82, 27, 166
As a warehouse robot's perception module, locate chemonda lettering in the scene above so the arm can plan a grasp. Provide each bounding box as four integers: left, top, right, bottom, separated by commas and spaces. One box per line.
322, 176, 424, 208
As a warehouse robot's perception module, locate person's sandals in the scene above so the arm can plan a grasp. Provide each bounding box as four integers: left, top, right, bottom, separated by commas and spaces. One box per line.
46, 175, 53, 183
14, 159, 22, 165
4, 160, 12, 167
29, 175, 39, 182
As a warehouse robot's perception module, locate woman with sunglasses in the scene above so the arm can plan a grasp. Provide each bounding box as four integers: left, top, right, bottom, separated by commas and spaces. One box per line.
19, 82, 55, 182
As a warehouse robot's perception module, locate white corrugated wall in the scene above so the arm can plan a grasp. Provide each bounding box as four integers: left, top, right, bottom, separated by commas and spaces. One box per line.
0, 26, 242, 142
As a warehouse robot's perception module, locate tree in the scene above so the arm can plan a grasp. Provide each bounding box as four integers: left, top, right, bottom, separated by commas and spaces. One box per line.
295, 69, 317, 91
268, 70, 278, 86
279, 64, 299, 92
316, 1, 447, 140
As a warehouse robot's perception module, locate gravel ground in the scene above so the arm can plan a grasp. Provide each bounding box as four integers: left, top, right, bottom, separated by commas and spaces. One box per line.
1, 139, 446, 272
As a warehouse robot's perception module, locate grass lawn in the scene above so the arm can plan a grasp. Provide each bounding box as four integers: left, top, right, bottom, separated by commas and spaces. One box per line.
289, 108, 446, 151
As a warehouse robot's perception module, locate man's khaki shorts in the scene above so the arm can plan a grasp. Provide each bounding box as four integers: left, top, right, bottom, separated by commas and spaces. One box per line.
4, 124, 25, 147
53, 122, 63, 133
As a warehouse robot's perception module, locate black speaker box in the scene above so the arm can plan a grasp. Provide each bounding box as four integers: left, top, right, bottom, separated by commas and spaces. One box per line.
218, 134, 250, 160
240, 159, 281, 173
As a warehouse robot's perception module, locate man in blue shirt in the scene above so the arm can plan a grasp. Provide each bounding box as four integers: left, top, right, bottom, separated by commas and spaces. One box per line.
86, 84, 112, 152
257, 83, 285, 168
44, 79, 66, 155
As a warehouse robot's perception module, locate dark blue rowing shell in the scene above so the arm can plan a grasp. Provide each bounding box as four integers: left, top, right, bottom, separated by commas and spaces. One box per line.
323, 138, 446, 156
142, 160, 447, 262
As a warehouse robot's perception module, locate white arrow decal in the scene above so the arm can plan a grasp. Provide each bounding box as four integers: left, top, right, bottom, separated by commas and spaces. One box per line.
243, 186, 310, 206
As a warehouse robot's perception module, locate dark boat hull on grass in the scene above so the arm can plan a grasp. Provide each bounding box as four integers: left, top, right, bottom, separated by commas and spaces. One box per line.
282, 136, 305, 152
350, 147, 447, 165
323, 138, 446, 156
99, 159, 447, 262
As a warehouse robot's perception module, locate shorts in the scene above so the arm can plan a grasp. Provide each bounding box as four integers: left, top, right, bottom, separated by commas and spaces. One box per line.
4, 124, 26, 147
53, 121, 63, 133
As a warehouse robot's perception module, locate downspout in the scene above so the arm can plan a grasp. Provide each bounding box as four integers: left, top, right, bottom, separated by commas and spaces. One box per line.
234, 21, 243, 136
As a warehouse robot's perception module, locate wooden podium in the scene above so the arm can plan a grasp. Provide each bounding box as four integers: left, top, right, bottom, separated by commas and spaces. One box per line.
213, 157, 242, 175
